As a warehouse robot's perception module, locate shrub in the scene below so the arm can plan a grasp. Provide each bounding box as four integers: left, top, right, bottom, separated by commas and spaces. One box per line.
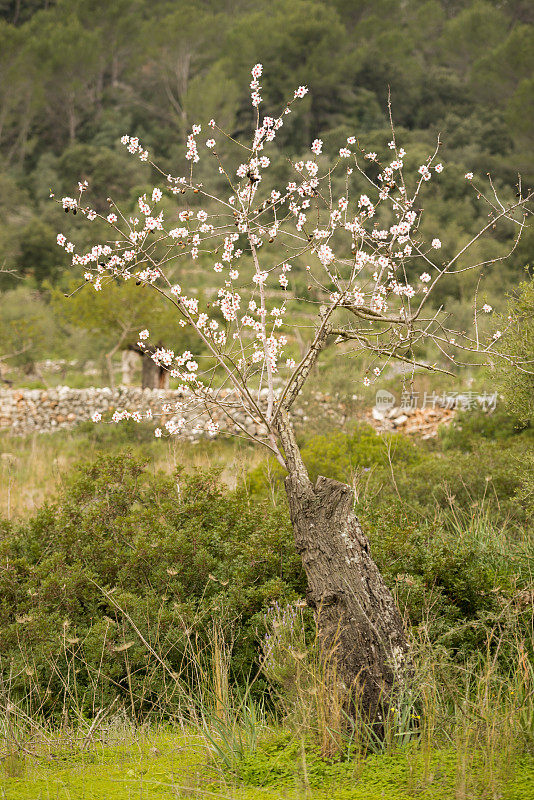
0, 445, 530, 721
438, 406, 533, 451
300, 424, 420, 484
0, 452, 304, 719
493, 277, 534, 424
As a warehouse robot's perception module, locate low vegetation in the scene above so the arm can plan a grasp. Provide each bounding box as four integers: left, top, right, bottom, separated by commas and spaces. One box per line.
1, 409, 532, 798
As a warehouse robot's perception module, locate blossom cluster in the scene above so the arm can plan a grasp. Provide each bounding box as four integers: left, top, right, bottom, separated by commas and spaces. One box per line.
55, 63, 500, 443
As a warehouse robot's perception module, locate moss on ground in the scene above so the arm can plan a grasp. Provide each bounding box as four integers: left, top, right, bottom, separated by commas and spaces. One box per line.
1, 731, 533, 800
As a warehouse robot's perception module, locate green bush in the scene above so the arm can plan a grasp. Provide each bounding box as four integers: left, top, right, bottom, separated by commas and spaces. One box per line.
361, 500, 528, 659
0, 452, 304, 719
249, 415, 532, 527
493, 278, 534, 425
0, 442, 530, 721
300, 424, 420, 484
438, 406, 532, 451
246, 423, 420, 494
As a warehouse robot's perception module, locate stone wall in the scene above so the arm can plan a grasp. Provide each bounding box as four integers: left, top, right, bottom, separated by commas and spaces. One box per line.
0, 387, 268, 439
0, 386, 476, 440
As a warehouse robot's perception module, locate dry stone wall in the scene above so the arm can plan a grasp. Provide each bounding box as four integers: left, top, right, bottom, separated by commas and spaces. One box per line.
0, 387, 470, 440
0, 387, 268, 439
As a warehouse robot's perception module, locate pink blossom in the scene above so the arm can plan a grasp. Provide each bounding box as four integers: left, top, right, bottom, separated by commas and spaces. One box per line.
418, 165, 431, 181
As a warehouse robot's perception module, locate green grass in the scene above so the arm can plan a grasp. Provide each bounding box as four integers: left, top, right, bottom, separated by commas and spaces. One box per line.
1, 729, 533, 800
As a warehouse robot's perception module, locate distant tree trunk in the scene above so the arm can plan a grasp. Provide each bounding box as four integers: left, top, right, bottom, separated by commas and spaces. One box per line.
132, 346, 169, 389
142, 356, 158, 389
276, 410, 409, 725
121, 350, 139, 386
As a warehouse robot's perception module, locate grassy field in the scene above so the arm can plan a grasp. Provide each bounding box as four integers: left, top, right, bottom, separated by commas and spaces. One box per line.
0, 423, 260, 519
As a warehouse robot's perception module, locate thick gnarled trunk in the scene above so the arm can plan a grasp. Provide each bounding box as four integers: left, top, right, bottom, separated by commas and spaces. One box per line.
275, 409, 409, 723
284, 473, 409, 721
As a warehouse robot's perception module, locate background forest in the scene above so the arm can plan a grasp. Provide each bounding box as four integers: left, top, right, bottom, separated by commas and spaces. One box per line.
0, 0, 533, 382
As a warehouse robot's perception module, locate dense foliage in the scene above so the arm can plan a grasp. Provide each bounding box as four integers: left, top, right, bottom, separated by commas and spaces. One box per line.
493, 278, 534, 424
0, 410, 531, 719
0, 452, 304, 717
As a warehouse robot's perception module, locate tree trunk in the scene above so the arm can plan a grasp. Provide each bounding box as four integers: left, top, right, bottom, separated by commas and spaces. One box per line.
141, 352, 169, 389
142, 355, 158, 389
158, 368, 169, 390
276, 410, 409, 725
121, 350, 139, 386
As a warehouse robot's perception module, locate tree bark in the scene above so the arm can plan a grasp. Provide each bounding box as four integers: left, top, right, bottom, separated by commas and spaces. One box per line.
140, 351, 169, 389
141, 355, 158, 389
276, 410, 409, 725
126, 345, 170, 389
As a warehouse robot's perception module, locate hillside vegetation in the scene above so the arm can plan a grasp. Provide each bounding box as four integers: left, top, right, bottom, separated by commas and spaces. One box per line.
0, 0, 533, 384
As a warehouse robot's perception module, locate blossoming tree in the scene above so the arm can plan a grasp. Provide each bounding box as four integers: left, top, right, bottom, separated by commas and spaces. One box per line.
54, 64, 532, 722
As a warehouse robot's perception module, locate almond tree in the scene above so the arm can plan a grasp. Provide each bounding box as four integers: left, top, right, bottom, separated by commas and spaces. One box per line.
54, 64, 532, 724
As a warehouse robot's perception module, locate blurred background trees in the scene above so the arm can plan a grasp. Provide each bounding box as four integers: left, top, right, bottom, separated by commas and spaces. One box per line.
0, 0, 532, 386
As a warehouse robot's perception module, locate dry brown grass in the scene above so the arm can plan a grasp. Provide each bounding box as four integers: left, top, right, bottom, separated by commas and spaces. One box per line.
0, 426, 260, 519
